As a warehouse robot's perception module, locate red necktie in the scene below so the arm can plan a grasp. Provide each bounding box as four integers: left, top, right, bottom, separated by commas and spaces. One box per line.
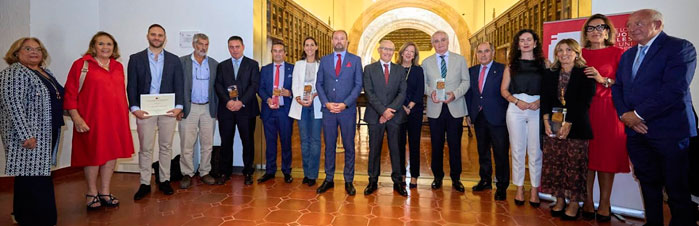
335, 54, 342, 77
478, 65, 487, 93
274, 64, 280, 105
383, 63, 389, 85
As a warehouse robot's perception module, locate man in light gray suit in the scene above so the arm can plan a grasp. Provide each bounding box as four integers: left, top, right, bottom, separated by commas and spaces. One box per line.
423, 30, 470, 192
362, 40, 408, 197
176, 33, 219, 189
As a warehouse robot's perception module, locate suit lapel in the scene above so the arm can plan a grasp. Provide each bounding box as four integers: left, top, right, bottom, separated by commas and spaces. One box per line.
447, 52, 456, 79
141, 50, 152, 84
636, 33, 665, 81
161, 52, 170, 89
482, 65, 498, 94
207, 57, 216, 90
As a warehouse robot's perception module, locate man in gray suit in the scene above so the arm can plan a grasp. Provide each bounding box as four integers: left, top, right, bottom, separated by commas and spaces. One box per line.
176, 33, 218, 189
362, 40, 408, 196
423, 30, 470, 192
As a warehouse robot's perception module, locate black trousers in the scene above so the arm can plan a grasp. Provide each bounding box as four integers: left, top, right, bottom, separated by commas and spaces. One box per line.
399, 106, 423, 178
14, 175, 56, 226
428, 105, 463, 181
473, 114, 510, 189
218, 114, 256, 176
367, 121, 402, 184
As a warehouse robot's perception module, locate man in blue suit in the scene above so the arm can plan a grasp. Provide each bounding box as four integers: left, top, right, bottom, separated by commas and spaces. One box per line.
128, 24, 184, 200
257, 42, 294, 184
315, 30, 363, 195
612, 9, 697, 226
465, 42, 510, 200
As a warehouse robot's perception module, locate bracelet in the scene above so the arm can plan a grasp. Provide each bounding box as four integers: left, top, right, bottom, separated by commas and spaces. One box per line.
514, 99, 520, 105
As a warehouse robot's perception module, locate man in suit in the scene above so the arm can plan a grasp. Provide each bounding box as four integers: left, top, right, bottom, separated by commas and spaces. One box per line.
465, 42, 510, 200
214, 36, 260, 186
611, 9, 697, 226
315, 30, 363, 195
176, 33, 218, 189
423, 30, 470, 193
257, 41, 294, 184
362, 40, 408, 197
128, 24, 184, 200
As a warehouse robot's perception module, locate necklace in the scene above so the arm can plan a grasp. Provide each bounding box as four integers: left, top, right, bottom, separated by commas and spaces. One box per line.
96, 57, 110, 69
403, 64, 412, 80
34, 69, 61, 100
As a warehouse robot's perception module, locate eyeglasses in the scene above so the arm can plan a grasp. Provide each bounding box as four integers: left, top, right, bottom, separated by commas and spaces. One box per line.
586, 24, 609, 32
22, 46, 43, 53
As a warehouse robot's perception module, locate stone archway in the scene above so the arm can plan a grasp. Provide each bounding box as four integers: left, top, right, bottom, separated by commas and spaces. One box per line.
348, 0, 472, 65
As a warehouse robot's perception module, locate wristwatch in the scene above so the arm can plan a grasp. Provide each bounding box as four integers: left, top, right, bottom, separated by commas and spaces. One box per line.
603, 77, 612, 88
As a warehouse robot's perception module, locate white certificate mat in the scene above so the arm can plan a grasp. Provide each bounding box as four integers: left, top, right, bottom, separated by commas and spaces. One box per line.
140, 93, 175, 116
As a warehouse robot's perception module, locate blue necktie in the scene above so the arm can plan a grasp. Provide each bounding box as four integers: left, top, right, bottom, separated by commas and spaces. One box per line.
233, 59, 240, 79
632, 45, 648, 79
439, 55, 447, 78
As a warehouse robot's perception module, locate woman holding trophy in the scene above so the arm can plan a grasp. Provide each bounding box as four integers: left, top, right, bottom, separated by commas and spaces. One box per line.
540, 39, 596, 221
289, 37, 322, 186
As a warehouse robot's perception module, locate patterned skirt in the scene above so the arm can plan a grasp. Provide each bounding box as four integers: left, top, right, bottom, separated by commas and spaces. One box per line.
540, 136, 589, 202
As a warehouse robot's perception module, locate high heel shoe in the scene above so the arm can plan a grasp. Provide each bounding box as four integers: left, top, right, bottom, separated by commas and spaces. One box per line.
529, 200, 541, 207
561, 208, 581, 221
581, 209, 596, 220
98, 194, 120, 207
514, 199, 525, 206
595, 208, 612, 222
550, 207, 565, 217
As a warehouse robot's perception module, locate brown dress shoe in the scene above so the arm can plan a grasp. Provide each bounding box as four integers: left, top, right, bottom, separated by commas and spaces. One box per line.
200, 174, 216, 185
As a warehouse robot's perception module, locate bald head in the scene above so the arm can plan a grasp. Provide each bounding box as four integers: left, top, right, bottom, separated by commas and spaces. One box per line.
378, 40, 395, 63
628, 9, 664, 45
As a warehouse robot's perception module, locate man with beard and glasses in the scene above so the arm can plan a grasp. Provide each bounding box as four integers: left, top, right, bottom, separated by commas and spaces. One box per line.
128, 24, 184, 200
176, 33, 219, 189
315, 30, 363, 195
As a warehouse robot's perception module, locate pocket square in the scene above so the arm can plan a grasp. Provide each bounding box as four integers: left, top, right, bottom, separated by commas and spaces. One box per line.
346, 62, 352, 67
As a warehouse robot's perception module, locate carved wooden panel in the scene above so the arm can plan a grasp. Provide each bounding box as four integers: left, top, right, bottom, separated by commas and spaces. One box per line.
267, 0, 333, 63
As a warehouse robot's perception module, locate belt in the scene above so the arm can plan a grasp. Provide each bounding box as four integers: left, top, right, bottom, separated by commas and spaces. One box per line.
192, 102, 209, 105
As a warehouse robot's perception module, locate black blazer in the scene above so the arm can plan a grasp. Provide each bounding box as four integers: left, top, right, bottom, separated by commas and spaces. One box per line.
214, 56, 260, 118
541, 66, 596, 139
402, 65, 424, 110
127, 49, 184, 109
466, 62, 508, 126
363, 62, 407, 124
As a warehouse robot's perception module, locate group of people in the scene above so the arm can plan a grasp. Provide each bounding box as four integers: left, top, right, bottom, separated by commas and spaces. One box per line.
0, 8, 696, 226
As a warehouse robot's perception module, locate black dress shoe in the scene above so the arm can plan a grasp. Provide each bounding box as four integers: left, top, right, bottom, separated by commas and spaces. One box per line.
133, 184, 151, 200
316, 180, 334, 194
409, 183, 417, 189
494, 189, 506, 201
561, 209, 580, 221
394, 184, 408, 197
307, 179, 316, 186
551, 207, 565, 217
595, 208, 612, 222
302, 177, 309, 184
471, 181, 492, 191
452, 181, 465, 192
431, 179, 442, 189
159, 181, 174, 195
215, 175, 230, 185
345, 182, 356, 196
284, 174, 293, 183
581, 210, 596, 220
244, 175, 253, 185
257, 173, 275, 183
363, 182, 378, 195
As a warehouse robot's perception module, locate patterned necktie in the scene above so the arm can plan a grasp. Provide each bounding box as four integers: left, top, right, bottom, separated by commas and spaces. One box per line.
478, 65, 487, 93
274, 64, 281, 105
335, 54, 342, 77
439, 55, 447, 78
383, 63, 389, 85
632, 45, 648, 79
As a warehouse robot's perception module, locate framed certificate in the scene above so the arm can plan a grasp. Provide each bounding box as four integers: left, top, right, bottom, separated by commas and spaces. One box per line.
140, 93, 175, 116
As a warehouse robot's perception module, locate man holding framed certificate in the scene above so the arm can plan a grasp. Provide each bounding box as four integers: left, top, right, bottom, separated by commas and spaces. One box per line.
127, 24, 184, 200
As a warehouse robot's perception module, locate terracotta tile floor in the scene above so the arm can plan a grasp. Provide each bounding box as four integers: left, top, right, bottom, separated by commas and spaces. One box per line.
0, 171, 651, 226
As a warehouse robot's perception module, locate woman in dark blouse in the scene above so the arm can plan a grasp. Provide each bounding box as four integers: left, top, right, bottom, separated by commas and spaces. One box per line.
500, 29, 546, 206
396, 42, 424, 188
540, 39, 596, 220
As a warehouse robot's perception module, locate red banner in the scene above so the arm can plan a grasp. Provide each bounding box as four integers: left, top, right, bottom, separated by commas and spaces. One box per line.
543, 13, 634, 61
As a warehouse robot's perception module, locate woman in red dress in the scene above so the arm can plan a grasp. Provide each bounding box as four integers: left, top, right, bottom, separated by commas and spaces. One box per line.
64, 31, 134, 210
579, 14, 630, 222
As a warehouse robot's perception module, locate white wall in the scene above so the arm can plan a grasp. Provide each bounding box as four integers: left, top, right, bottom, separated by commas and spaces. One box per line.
0, 0, 30, 69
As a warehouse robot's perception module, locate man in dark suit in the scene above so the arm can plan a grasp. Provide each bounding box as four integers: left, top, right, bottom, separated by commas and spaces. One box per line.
315, 30, 363, 195
465, 42, 510, 200
214, 36, 260, 186
257, 41, 294, 184
128, 24, 184, 200
611, 9, 697, 226
176, 33, 218, 189
362, 40, 408, 196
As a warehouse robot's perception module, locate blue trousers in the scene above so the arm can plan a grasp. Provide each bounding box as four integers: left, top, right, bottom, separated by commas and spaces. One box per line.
262, 109, 293, 175
298, 106, 322, 179
322, 108, 356, 182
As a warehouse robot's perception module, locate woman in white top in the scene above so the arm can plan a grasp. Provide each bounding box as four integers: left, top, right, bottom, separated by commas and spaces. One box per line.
289, 37, 322, 186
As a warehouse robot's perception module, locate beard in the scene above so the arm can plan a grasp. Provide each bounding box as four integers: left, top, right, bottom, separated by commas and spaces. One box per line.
194, 49, 207, 57
149, 40, 164, 48
333, 43, 346, 52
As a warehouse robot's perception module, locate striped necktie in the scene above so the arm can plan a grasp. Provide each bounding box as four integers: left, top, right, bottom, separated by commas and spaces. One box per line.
439, 55, 447, 78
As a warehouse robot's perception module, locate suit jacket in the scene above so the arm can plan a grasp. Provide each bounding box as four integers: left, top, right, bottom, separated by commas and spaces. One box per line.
612, 31, 697, 139
316, 52, 363, 113
422, 51, 470, 118
466, 62, 508, 126
362, 61, 407, 124
214, 56, 260, 118
127, 49, 184, 109
259, 62, 294, 119
289, 60, 322, 120
179, 54, 219, 118
402, 65, 425, 109
541, 67, 596, 139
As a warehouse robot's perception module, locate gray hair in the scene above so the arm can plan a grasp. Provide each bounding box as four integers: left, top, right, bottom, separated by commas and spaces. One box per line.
192, 33, 209, 44
432, 30, 448, 40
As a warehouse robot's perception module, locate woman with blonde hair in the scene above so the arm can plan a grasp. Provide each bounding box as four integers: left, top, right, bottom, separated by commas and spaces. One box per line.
396, 42, 424, 188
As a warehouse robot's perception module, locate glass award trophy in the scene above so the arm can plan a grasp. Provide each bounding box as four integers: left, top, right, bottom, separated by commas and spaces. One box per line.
227, 85, 238, 101
272, 87, 281, 106
436, 78, 446, 101
549, 107, 567, 137
303, 83, 313, 104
